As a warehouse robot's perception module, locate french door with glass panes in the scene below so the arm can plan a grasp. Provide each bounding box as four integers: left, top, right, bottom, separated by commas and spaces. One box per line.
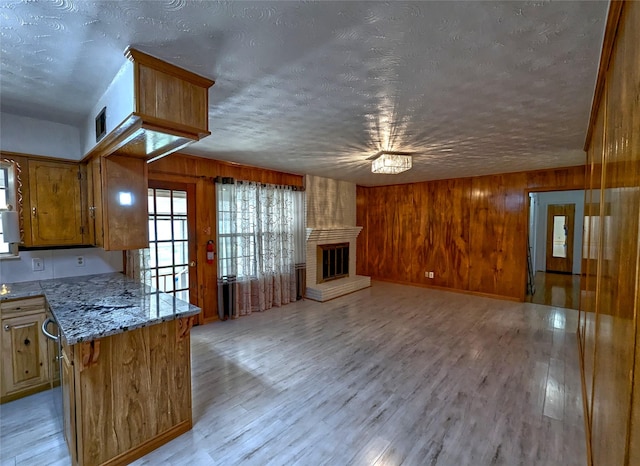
147, 182, 197, 306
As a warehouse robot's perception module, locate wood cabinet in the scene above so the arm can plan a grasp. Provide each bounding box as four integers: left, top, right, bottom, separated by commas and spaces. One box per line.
25, 160, 87, 246
0, 297, 51, 403
87, 156, 103, 247
86, 154, 149, 250
85, 48, 214, 163
79, 48, 213, 251
578, 2, 640, 464
61, 318, 193, 465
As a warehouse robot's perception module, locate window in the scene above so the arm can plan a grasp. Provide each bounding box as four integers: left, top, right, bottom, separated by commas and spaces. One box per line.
215, 179, 306, 315
216, 181, 305, 279
0, 160, 19, 257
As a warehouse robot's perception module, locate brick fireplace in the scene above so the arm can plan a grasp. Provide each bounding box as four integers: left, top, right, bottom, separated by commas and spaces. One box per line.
305, 226, 371, 301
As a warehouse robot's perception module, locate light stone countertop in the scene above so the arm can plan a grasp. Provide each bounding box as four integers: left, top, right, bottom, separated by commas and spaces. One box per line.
0, 273, 200, 345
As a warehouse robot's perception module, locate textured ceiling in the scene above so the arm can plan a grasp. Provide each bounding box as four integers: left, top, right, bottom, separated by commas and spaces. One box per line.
0, 1, 608, 186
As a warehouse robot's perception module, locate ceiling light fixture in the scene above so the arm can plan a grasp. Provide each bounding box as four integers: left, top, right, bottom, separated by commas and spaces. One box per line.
369, 151, 413, 174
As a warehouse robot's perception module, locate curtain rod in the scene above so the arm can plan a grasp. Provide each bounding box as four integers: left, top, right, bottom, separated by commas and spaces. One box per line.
213, 176, 305, 191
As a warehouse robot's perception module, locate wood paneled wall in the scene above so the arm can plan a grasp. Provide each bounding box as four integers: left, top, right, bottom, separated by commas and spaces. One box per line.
356, 166, 585, 301
578, 2, 640, 465
148, 153, 303, 323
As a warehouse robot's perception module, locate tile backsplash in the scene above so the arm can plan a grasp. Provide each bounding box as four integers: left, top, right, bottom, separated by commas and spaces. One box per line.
0, 248, 123, 284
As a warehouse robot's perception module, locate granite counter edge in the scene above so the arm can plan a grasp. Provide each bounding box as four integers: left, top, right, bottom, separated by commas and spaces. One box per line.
0, 277, 201, 346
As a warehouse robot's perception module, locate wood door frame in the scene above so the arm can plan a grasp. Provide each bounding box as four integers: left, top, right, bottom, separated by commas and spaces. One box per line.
147, 180, 199, 312
546, 203, 576, 274
524, 187, 586, 300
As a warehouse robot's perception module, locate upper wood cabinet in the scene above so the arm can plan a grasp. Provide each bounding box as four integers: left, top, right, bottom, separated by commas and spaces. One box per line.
86, 48, 214, 163
78, 48, 214, 250
87, 154, 149, 250
133, 47, 210, 136
24, 160, 87, 246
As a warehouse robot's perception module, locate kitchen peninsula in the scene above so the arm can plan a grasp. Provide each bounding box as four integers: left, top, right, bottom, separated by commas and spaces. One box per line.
0, 273, 200, 466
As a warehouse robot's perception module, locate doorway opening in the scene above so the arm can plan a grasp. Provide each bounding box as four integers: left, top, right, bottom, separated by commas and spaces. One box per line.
526, 190, 584, 310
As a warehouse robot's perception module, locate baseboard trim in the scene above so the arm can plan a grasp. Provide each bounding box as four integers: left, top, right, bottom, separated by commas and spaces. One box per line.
1, 381, 52, 404
369, 277, 522, 302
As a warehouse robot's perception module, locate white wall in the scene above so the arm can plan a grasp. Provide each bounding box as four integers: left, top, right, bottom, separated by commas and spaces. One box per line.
81, 60, 134, 156
0, 113, 81, 160
0, 248, 123, 284
533, 190, 584, 274
1, 58, 133, 161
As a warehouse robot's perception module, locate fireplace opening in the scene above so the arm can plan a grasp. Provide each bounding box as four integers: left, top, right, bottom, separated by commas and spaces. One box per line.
318, 243, 349, 283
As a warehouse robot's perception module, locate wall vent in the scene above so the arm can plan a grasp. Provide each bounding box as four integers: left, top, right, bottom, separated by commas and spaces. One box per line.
95, 107, 107, 142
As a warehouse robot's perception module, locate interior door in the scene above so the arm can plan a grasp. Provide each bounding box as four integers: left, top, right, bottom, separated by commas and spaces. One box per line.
147, 182, 198, 309
546, 204, 575, 273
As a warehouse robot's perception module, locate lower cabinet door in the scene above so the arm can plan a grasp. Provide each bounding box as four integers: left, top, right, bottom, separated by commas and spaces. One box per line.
1, 313, 48, 397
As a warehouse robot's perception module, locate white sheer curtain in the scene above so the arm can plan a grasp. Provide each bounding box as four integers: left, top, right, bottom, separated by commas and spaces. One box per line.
217, 179, 305, 317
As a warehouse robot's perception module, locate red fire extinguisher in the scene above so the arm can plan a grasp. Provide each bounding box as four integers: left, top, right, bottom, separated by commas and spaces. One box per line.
206, 240, 215, 264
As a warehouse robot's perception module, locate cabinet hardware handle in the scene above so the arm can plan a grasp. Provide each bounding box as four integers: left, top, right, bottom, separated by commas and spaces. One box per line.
3, 324, 9, 331
32, 206, 37, 217
24, 338, 30, 346
89, 206, 96, 219
41, 318, 59, 341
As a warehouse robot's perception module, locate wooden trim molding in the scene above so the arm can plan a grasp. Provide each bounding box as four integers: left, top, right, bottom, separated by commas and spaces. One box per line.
372, 277, 523, 303
125, 47, 215, 88
583, 0, 625, 151
0, 382, 51, 404
140, 114, 211, 140
80, 114, 143, 162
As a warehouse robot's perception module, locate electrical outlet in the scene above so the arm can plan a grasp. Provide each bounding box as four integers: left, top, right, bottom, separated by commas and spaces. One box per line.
428, 271, 434, 279
76, 256, 85, 267
32, 258, 44, 271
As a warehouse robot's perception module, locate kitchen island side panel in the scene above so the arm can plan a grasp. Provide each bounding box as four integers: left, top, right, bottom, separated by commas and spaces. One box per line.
71, 318, 192, 466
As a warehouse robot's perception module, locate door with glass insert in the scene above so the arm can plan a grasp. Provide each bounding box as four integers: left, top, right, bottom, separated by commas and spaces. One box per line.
546, 204, 575, 274
147, 182, 197, 305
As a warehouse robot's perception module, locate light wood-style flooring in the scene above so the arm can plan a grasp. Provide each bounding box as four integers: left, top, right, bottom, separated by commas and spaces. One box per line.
526, 271, 581, 310
0, 281, 585, 465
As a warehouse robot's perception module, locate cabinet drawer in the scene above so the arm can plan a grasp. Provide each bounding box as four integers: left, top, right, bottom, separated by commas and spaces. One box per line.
0, 297, 47, 316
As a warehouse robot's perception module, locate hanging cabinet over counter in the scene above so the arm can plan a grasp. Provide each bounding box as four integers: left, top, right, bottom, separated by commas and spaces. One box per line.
83, 47, 214, 250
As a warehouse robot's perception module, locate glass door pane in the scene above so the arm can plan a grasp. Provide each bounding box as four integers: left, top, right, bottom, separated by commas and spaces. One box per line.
147, 187, 190, 302
552, 215, 567, 258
